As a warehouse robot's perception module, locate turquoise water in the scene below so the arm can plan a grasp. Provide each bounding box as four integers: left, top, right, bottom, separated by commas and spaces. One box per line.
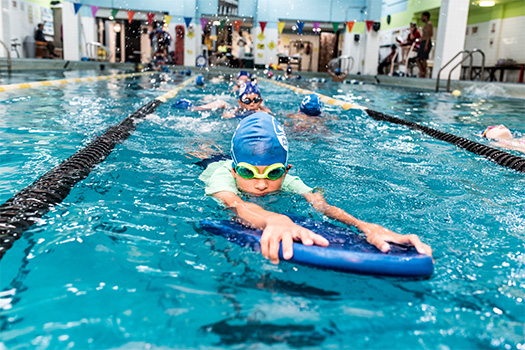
0, 71, 524, 349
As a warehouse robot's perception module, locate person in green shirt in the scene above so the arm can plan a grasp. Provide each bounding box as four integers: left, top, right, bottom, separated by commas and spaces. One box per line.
200, 112, 432, 264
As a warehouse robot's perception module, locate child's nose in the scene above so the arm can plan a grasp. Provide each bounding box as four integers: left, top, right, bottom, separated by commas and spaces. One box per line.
254, 179, 268, 190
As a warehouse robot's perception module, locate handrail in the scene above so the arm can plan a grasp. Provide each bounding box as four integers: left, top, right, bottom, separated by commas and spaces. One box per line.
328, 55, 354, 74
389, 51, 399, 76
85, 42, 111, 62
0, 39, 12, 75
470, 48, 485, 80
435, 50, 470, 92
446, 53, 475, 92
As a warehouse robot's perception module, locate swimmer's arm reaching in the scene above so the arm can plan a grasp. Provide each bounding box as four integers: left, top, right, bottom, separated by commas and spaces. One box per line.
222, 110, 236, 119
193, 99, 229, 111
302, 191, 433, 257
212, 191, 329, 264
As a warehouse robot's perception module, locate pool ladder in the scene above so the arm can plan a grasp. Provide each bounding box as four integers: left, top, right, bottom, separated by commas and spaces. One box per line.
0, 39, 12, 75
436, 49, 485, 92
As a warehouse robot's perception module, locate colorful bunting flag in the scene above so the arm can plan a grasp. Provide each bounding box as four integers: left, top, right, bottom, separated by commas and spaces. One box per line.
313, 22, 320, 33
259, 21, 267, 34
164, 15, 172, 26
90, 6, 99, 18
127, 10, 135, 24
277, 21, 285, 34
332, 22, 340, 33
184, 17, 192, 28
200, 18, 209, 31
73, 3, 82, 15
220, 19, 226, 30
346, 21, 355, 32
233, 20, 242, 32
147, 13, 155, 25
297, 21, 305, 35
111, 9, 119, 19
365, 20, 374, 32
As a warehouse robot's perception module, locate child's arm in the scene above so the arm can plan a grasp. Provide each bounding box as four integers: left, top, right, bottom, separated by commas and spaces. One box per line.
193, 99, 228, 111
212, 191, 329, 264
303, 191, 432, 256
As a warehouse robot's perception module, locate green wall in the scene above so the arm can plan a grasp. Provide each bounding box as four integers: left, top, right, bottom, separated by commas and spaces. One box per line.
381, 0, 525, 29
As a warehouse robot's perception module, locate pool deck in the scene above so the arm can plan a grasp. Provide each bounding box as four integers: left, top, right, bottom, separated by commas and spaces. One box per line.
1, 58, 524, 99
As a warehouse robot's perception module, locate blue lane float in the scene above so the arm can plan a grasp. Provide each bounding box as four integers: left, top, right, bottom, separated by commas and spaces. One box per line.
200, 215, 434, 278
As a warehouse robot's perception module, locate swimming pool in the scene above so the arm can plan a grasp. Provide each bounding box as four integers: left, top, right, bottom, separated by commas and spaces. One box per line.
0, 70, 524, 349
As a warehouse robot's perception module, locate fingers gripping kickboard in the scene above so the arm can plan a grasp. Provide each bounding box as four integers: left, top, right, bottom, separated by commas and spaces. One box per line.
199, 215, 434, 278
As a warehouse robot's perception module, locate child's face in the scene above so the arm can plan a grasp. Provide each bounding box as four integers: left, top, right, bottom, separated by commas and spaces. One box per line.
237, 76, 249, 86
231, 165, 289, 196
238, 93, 262, 111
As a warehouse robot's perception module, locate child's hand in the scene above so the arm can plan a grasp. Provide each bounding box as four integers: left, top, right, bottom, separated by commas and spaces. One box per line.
360, 223, 432, 257
261, 215, 329, 264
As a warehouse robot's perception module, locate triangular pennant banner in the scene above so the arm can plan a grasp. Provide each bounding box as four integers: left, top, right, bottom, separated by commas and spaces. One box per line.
111, 9, 119, 19
233, 20, 241, 32
277, 21, 285, 34
147, 13, 155, 25
313, 22, 320, 34
346, 21, 355, 32
184, 17, 192, 29
90, 6, 99, 18
200, 18, 209, 31
259, 21, 267, 34
220, 19, 226, 30
127, 10, 136, 24
297, 21, 305, 35
73, 3, 82, 15
365, 20, 374, 32
164, 15, 172, 26
332, 22, 340, 33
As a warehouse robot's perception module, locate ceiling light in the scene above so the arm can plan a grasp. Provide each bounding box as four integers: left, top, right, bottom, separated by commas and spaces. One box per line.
479, 1, 495, 7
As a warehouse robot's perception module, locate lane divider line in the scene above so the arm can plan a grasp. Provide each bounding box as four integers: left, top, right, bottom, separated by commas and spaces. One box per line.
0, 77, 194, 259
263, 78, 525, 173
0, 72, 155, 93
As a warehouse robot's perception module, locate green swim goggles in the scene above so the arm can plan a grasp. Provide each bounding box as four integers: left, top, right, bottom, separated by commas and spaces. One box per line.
234, 162, 287, 181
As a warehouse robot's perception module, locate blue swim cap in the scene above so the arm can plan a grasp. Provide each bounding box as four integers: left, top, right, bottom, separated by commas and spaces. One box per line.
335, 68, 342, 75
231, 112, 288, 166
195, 75, 205, 87
300, 94, 322, 116
237, 70, 249, 79
172, 99, 193, 109
238, 81, 261, 100
185, 69, 192, 76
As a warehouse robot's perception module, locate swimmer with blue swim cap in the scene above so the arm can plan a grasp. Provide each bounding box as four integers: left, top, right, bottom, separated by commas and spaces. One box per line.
328, 66, 347, 82
232, 70, 251, 92
223, 81, 272, 119
199, 112, 433, 264
195, 75, 205, 88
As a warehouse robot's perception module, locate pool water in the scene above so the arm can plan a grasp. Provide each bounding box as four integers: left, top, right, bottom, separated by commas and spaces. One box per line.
0, 70, 524, 349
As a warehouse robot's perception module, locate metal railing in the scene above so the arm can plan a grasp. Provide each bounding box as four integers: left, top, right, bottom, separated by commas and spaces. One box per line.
328, 55, 354, 74
85, 42, 111, 62
0, 39, 12, 75
436, 49, 485, 92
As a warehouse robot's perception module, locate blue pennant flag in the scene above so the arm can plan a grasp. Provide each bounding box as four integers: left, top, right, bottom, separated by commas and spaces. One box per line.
184, 17, 192, 29
297, 21, 305, 35
73, 3, 82, 15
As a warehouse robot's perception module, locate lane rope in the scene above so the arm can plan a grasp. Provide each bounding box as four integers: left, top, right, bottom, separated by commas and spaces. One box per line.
0, 77, 194, 259
0, 72, 154, 93
262, 78, 525, 173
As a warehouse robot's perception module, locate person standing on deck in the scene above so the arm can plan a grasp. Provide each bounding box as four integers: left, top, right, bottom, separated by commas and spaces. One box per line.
416, 12, 433, 78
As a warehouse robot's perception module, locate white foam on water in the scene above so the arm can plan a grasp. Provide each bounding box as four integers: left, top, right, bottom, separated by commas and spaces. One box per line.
463, 83, 506, 98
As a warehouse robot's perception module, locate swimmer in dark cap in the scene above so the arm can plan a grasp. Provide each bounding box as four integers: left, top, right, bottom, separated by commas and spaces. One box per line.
223, 81, 272, 119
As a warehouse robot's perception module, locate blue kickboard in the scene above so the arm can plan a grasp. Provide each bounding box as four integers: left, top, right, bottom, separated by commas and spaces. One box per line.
200, 215, 433, 278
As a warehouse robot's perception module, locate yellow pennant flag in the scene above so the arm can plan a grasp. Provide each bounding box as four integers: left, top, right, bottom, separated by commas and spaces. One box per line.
277, 21, 285, 34
164, 15, 172, 27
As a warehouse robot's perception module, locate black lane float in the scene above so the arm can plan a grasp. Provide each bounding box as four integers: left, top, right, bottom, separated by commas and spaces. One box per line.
0, 77, 193, 259
264, 78, 525, 174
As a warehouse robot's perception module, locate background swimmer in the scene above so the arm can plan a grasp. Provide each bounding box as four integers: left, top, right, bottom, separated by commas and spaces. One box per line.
232, 71, 250, 92
327, 67, 347, 82
223, 81, 271, 119
482, 125, 525, 154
